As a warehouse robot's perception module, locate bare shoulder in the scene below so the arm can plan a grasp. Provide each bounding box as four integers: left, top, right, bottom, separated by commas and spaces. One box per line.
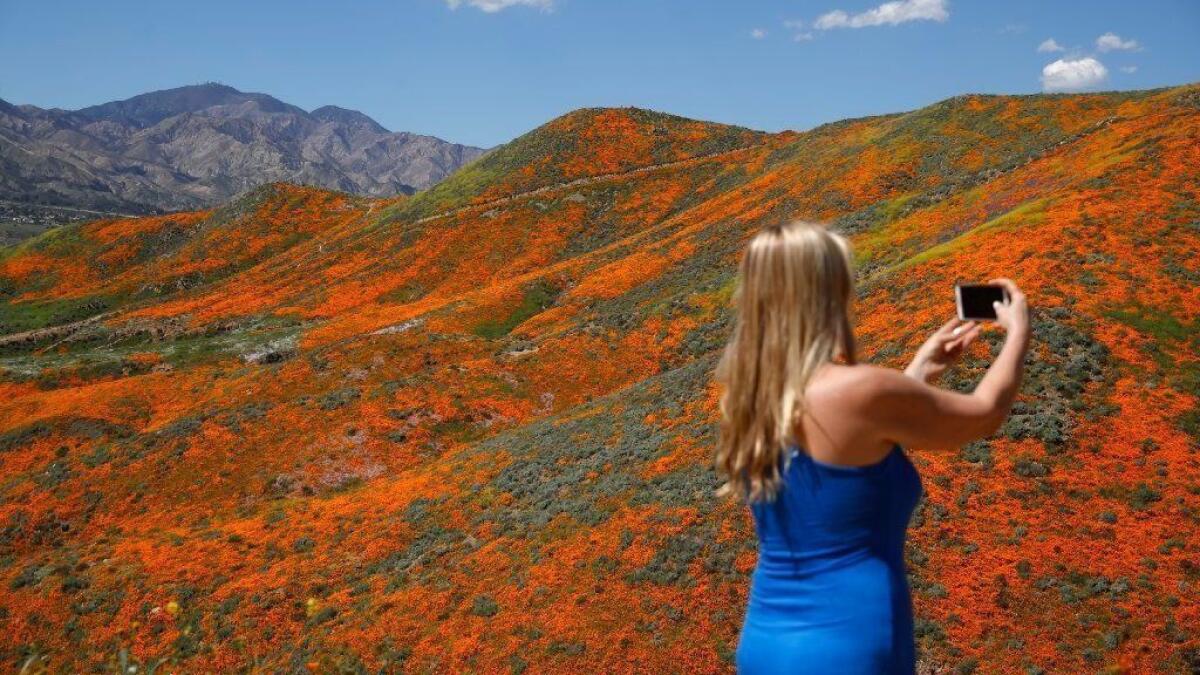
807, 363, 912, 404
802, 363, 915, 461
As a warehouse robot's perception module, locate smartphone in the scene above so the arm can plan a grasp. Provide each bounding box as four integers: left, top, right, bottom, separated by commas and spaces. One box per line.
955, 283, 1009, 321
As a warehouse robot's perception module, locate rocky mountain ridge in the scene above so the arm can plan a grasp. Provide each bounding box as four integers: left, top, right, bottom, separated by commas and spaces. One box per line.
0, 83, 487, 218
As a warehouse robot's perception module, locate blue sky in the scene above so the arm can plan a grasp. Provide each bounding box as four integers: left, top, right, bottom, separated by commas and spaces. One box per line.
1, 0, 1197, 147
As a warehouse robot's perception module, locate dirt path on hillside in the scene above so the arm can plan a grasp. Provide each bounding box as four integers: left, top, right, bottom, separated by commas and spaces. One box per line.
0, 198, 142, 220
413, 141, 774, 225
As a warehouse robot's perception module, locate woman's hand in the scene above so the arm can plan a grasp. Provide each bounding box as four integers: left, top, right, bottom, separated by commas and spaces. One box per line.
988, 277, 1030, 338
904, 317, 982, 385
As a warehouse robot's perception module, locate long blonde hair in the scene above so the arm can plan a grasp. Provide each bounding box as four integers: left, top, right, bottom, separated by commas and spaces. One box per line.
713, 220, 858, 504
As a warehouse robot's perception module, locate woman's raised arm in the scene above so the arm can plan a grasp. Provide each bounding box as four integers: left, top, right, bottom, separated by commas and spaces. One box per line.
859, 278, 1030, 450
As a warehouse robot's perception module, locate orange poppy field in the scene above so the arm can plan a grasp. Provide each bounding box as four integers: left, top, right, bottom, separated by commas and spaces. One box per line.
1, 84, 1198, 673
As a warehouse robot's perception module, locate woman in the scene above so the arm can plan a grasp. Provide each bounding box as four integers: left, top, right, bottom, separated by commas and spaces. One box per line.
714, 220, 1029, 674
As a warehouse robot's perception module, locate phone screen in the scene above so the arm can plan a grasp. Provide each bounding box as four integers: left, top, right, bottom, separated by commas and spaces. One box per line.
956, 284, 1007, 320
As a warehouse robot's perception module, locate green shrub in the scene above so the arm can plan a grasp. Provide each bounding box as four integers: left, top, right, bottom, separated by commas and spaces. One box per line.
1129, 483, 1163, 510
1013, 458, 1049, 479
470, 595, 500, 617
473, 279, 561, 339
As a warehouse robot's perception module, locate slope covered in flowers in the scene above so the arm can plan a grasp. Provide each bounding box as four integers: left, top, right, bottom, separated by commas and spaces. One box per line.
1, 91, 1198, 673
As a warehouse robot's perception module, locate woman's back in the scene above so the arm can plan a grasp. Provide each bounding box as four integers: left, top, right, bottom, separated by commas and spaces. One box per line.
736, 443, 923, 674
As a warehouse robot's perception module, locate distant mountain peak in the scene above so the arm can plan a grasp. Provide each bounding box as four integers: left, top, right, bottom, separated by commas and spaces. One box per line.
180, 81, 240, 95
310, 105, 389, 134
72, 82, 304, 128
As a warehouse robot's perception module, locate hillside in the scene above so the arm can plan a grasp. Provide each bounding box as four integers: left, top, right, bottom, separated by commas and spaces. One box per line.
0, 83, 486, 233
1, 87, 1198, 673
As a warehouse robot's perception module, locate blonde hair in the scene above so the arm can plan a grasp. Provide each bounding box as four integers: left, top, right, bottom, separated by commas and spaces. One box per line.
713, 220, 857, 504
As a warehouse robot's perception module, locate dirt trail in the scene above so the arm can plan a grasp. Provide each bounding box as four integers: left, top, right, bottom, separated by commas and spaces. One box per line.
414, 141, 773, 224
0, 312, 114, 349
0, 198, 142, 220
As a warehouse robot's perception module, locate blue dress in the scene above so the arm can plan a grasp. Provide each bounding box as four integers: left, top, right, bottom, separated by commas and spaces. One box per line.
735, 443, 923, 674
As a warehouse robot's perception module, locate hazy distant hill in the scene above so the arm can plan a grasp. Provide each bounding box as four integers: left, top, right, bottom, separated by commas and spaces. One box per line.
0, 86, 1198, 673
0, 83, 487, 217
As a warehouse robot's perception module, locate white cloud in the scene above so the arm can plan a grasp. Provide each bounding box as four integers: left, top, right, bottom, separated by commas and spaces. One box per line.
782, 19, 813, 41
1041, 57, 1108, 92
750, 28, 767, 39
1096, 32, 1139, 52
1120, 65, 1138, 74
444, 0, 553, 13
814, 10, 850, 29
1037, 38, 1064, 53
814, 0, 948, 30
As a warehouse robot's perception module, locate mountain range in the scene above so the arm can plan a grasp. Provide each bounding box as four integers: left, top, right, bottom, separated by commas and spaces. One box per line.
0, 83, 486, 217
0, 85, 1197, 673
